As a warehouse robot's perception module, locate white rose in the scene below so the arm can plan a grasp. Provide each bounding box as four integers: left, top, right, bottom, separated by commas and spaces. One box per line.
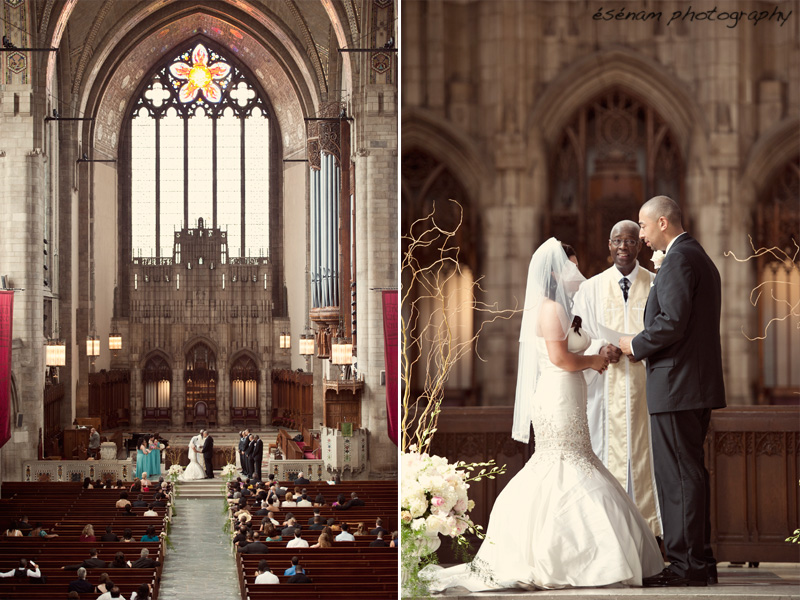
651, 250, 665, 270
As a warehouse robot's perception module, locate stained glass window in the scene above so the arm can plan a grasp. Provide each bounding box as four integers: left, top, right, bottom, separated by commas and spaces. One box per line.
130, 42, 270, 260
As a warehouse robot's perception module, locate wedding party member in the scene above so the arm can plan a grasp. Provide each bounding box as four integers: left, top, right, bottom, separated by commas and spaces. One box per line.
572, 220, 661, 539
423, 238, 662, 592
620, 196, 726, 587
202, 430, 215, 479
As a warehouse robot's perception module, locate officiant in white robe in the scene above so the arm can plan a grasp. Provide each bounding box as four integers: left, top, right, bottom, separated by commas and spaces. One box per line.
572, 220, 662, 538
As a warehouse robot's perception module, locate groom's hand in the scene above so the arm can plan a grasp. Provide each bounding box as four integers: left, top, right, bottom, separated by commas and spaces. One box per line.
600, 344, 622, 364
618, 336, 633, 356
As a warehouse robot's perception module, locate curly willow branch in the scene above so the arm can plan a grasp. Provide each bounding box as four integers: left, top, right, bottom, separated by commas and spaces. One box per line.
401, 199, 519, 455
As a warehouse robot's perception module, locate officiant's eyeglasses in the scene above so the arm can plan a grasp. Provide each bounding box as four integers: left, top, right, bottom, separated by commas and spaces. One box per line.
610, 239, 640, 247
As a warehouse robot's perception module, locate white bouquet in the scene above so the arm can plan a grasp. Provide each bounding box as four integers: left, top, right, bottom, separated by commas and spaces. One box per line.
166, 464, 183, 483
220, 463, 237, 482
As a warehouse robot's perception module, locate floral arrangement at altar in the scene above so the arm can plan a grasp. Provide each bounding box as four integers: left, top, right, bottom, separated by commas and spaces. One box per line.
166, 463, 183, 483
401, 200, 513, 597
220, 463, 237, 482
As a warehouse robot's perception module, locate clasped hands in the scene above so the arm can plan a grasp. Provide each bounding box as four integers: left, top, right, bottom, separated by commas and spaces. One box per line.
600, 340, 639, 364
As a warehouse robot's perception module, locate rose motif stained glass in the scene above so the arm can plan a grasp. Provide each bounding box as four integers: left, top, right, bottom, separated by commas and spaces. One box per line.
169, 44, 231, 103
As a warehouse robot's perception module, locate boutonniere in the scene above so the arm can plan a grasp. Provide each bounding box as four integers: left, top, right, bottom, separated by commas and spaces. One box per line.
651, 250, 665, 270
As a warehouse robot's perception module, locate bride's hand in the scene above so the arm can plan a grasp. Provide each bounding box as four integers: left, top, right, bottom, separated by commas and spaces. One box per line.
590, 354, 609, 373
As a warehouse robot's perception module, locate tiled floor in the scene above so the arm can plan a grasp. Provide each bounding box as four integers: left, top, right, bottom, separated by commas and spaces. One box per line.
158, 496, 240, 599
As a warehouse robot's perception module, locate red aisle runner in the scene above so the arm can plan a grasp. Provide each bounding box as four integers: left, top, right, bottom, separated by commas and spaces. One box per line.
381, 291, 398, 446
0, 291, 13, 449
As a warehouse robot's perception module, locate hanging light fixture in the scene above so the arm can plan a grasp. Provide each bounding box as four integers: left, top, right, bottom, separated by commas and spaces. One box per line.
45, 339, 66, 366
86, 335, 100, 357
341, 337, 353, 366
279, 332, 291, 350
109, 331, 122, 351
299, 329, 315, 356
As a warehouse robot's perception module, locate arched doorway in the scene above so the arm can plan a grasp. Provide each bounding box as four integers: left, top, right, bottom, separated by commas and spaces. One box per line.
184, 343, 217, 428
545, 88, 685, 277
401, 148, 479, 406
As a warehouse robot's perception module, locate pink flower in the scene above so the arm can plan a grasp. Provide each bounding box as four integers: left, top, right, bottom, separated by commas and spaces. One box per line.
169, 44, 231, 103
431, 496, 444, 507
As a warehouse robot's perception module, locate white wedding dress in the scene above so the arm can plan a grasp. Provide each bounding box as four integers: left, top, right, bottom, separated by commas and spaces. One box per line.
179, 436, 206, 481
424, 328, 664, 591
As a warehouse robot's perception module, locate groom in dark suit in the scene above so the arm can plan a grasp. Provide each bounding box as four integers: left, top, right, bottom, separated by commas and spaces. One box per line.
202, 431, 214, 479
620, 196, 726, 587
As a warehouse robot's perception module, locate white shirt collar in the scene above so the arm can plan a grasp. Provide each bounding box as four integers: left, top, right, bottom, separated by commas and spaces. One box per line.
665, 231, 687, 255
614, 261, 639, 283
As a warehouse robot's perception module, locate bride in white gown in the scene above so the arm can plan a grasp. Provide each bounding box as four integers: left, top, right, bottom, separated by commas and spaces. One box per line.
179, 431, 206, 481
424, 238, 664, 592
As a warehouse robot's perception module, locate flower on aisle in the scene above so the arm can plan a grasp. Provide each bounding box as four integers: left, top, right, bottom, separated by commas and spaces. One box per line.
220, 463, 237, 482
166, 464, 184, 483
169, 44, 231, 103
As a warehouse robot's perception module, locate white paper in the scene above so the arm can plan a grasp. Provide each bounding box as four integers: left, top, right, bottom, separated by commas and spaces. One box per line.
596, 323, 629, 345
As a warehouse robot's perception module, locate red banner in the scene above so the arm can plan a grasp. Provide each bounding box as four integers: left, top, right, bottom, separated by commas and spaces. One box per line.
381, 290, 398, 446
0, 291, 13, 450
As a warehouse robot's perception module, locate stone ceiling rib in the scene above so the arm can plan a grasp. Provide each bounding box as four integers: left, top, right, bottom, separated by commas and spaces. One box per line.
71, 0, 115, 97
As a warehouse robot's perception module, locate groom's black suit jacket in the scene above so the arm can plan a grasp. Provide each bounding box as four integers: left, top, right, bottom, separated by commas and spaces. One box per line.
631, 234, 726, 414
202, 435, 214, 459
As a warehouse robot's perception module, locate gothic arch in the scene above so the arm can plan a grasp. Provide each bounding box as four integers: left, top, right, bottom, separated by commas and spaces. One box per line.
741, 118, 800, 196
229, 348, 264, 371
528, 47, 708, 159
181, 335, 219, 360
138, 349, 173, 371
401, 107, 491, 198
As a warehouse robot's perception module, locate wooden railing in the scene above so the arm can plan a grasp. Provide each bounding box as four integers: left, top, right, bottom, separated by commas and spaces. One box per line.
271, 369, 313, 430
430, 405, 800, 564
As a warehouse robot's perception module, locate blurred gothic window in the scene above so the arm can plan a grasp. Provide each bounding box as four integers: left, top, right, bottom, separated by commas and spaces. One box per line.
129, 41, 270, 260
546, 88, 685, 277
143, 355, 171, 409
755, 155, 800, 405
230, 355, 259, 409
401, 149, 479, 406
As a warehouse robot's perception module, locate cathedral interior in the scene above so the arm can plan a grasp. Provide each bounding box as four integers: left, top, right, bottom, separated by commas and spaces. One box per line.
0, 0, 397, 481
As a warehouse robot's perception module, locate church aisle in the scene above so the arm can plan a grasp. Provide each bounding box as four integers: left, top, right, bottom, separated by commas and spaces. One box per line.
158, 494, 240, 600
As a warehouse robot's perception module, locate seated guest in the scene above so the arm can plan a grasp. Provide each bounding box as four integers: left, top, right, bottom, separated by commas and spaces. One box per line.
335, 522, 355, 542
131, 494, 148, 508
115, 492, 131, 509
4, 520, 22, 537
68, 593, 80, 600
334, 491, 365, 510
140, 472, 151, 491
313, 492, 326, 506
130, 582, 153, 600
121, 504, 137, 517
0, 558, 41, 579
140, 525, 159, 542
131, 548, 160, 568
264, 525, 282, 542
332, 493, 346, 508
29, 522, 58, 538
95, 573, 113, 594
288, 570, 313, 583
239, 531, 268, 554
62, 548, 106, 570
294, 472, 310, 485
107, 551, 131, 568
297, 493, 313, 507
310, 531, 333, 548
121, 528, 134, 542
79, 524, 96, 542
283, 556, 304, 577
307, 508, 321, 526
370, 531, 388, 547
97, 585, 124, 600
130, 478, 142, 493
370, 518, 389, 536
282, 492, 297, 507
280, 518, 299, 537
390, 531, 398, 548
326, 517, 340, 532
254, 559, 279, 584
17, 515, 32, 532
309, 516, 325, 531
143, 504, 158, 517
354, 522, 368, 536
83, 477, 94, 489
151, 492, 167, 508
100, 525, 119, 542
69, 567, 95, 593
286, 529, 309, 548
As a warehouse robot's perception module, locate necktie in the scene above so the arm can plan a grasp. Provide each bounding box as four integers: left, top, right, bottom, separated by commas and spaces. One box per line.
619, 277, 630, 302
